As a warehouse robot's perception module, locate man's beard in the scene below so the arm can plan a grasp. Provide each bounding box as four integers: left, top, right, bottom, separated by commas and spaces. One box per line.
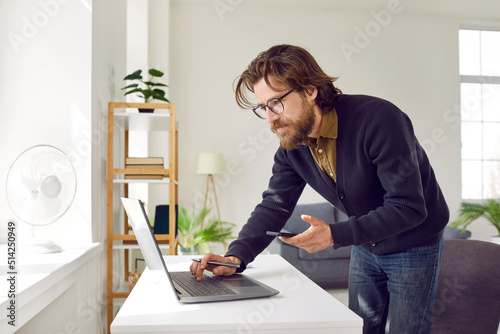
271, 98, 316, 150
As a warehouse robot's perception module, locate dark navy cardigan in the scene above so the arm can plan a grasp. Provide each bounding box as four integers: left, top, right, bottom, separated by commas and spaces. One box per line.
226, 95, 449, 271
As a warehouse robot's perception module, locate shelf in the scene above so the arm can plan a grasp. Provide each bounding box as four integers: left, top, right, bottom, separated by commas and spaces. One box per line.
112, 179, 171, 184
112, 234, 173, 241
111, 167, 179, 184
109, 102, 172, 109
112, 243, 172, 250
112, 177, 178, 184
114, 113, 172, 132
107, 102, 178, 332
113, 168, 169, 176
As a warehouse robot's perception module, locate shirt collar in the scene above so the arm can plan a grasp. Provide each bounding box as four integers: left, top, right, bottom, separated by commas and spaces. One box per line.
303, 109, 338, 147
318, 109, 338, 140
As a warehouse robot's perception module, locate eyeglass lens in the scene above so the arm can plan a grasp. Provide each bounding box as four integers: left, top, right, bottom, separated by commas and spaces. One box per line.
268, 99, 283, 113
253, 98, 283, 119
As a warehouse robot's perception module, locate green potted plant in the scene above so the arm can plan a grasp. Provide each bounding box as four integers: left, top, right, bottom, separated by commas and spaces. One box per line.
122, 68, 170, 112
451, 199, 500, 244
177, 204, 236, 254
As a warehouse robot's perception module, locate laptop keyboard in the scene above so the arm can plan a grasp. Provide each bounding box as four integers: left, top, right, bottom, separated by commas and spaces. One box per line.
171, 271, 236, 296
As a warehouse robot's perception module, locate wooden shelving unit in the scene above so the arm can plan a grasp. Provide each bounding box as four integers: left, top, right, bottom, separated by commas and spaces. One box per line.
106, 102, 178, 331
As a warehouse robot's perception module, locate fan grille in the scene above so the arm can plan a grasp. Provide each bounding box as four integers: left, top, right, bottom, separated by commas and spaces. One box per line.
6, 145, 77, 226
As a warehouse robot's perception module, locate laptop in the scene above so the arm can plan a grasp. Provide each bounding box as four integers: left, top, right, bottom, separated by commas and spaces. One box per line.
121, 197, 279, 303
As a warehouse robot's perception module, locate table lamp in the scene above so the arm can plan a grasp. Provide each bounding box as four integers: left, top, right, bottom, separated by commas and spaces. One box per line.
196, 153, 225, 229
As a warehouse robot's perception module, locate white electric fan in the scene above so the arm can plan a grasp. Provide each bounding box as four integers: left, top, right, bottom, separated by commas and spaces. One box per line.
6, 145, 77, 253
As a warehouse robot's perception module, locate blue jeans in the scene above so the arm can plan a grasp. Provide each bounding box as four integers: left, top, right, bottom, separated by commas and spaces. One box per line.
348, 240, 442, 334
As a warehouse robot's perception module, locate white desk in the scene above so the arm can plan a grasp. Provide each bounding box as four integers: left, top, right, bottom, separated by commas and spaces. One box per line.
111, 254, 362, 334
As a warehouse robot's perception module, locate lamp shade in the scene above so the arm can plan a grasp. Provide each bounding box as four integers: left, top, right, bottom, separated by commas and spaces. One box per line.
196, 153, 225, 175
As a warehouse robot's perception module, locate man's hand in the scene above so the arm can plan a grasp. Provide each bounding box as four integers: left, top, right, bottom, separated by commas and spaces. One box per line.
189, 253, 242, 281
279, 215, 334, 253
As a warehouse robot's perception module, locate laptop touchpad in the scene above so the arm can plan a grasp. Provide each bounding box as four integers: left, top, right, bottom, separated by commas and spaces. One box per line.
217, 275, 258, 288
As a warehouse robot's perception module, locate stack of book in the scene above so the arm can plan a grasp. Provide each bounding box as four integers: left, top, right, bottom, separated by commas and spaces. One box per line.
125, 157, 164, 179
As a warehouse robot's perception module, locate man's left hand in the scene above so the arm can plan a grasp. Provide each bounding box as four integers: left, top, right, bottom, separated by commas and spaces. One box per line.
279, 215, 334, 253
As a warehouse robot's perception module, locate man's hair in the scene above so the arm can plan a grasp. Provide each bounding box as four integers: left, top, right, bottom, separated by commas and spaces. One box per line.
234, 44, 342, 114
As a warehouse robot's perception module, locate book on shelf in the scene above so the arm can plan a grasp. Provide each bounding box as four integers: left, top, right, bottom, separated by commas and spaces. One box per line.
123, 157, 165, 179
125, 157, 164, 165
125, 164, 164, 169
124, 174, 163, 180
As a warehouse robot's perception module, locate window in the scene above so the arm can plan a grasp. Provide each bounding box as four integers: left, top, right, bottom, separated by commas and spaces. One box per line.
459, 29, 500, 199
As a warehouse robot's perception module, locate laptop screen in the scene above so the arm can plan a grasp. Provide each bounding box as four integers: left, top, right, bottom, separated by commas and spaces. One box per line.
121, 197, 167, 271
121, 197, 280, 303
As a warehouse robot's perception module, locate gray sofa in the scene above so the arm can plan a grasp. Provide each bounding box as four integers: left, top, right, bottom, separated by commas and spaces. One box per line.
267, 202, 471, 289
267, 202, 350, 288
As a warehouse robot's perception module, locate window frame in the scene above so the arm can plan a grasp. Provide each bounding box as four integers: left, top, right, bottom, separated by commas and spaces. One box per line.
459, 27, 500, 200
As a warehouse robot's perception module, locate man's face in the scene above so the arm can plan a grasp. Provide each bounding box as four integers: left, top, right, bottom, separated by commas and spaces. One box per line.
253, 77, 319, 150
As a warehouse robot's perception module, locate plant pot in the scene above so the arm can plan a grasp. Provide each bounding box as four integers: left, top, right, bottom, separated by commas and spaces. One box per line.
490, 236, 500, 245
138, 108, 154, 113
178, 245, 199, 255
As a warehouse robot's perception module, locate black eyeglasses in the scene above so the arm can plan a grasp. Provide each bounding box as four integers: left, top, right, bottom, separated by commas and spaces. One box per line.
252, 89, 294, 119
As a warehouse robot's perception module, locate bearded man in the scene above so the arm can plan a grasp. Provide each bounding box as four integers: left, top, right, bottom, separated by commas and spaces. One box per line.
191, 44, 449, 334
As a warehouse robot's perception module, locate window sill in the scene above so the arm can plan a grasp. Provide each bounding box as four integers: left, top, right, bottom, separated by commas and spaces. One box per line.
0, 242, 102, 331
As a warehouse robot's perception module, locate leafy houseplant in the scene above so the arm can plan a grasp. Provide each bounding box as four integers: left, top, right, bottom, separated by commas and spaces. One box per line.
451, 199, 500, 240
177, 205, 236, 254
122, 68, 170, 112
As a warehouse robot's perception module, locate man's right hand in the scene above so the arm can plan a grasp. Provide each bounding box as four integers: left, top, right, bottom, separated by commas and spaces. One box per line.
189, 253, 242, 281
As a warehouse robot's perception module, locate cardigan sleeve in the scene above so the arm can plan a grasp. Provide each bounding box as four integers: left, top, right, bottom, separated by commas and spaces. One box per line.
225, 148, 306, 271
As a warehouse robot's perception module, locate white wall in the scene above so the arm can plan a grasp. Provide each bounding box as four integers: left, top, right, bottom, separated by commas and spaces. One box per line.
168, 0, 500, 242
91, 0, 127, 330
0, 0, 126, 331
0, 0, 92, 244
91, 0, 127, 242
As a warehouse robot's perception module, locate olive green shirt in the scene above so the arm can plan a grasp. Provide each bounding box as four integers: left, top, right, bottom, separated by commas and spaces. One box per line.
304, 109, 338, 182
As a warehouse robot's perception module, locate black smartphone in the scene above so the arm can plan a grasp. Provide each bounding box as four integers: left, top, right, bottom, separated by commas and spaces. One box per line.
266, 231, 298, 238
191, 258, 241, 268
